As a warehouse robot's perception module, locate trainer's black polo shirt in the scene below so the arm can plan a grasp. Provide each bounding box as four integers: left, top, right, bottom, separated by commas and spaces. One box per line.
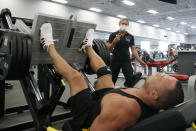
108, 31, 135, 62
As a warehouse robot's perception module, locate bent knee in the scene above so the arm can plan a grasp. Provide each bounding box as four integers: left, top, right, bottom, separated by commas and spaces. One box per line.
69, 70, 83, 82
96, 75, 114, 89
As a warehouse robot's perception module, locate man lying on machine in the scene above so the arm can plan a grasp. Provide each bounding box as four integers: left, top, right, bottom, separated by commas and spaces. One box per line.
40, 23, 184, 131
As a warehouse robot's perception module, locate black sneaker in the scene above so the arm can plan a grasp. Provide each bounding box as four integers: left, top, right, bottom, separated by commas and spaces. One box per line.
124, 72, 142, 87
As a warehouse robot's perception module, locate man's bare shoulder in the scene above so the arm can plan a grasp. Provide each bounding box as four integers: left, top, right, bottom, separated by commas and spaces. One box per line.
102, 92, 140, 104
97, 93, 142, 130
101, 93, 142, 127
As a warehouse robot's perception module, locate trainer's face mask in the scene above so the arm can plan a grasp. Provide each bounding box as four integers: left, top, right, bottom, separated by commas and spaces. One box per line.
119, 25, 128, 31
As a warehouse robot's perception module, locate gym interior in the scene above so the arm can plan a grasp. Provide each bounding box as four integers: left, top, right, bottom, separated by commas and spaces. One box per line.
0, 0, 196, 131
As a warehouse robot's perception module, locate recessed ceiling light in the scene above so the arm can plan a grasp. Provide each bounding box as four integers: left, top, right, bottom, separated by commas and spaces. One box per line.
51, 0, 68, 4
122, 0, 135, 6
176, 31, 180, 33
137, 20, 146, 24
180, 22, 187, 25
89, 8, 102, 12
147, 10, 159, 14
153, 24, 160, 27
184, 33, 189, 35
167, 16, 174, 21
117, 15, 127, 18
166, 28, 171, 30
191, 26, 196, 29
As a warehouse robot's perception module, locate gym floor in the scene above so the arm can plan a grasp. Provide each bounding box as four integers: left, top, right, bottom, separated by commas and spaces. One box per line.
0, 72, 194, 131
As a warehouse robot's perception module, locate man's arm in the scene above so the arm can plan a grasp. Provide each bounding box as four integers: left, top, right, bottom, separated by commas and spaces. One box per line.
131, 45, 146, 69
90, 96, 141, 131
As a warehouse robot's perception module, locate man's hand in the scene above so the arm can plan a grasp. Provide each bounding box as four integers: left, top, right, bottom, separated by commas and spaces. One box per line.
140, 61, 146, 69
112, 33, 121, 44
40, 23, 54, 52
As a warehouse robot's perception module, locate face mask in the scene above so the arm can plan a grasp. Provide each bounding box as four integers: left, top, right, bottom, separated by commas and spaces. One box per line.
119, 25, 128, 31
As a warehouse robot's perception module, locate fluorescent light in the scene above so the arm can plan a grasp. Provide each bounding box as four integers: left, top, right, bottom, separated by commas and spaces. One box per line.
89, 8, 102, 12
122, 0, 135, 6
147, 9, 159, 14
117, 15, 127, 18
191, 26, 196, 29
167, 16, 174, 21
153, 24, 160, 27
184, 33, 189, 35
166, 28, 171, 30
51, 0, 68, 4
176, 31, 180, 33
137, 20, 146, 24
180, 22, 187, 25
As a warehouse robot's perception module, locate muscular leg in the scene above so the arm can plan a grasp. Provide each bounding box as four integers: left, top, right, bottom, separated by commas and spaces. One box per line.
40, 23, 88, 96
85, 46, 114, 90
48, 45, 88, 96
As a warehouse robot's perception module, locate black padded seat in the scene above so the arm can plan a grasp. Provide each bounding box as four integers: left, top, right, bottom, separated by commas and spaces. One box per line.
126, 98, 196, 131
62, 99, 196, 131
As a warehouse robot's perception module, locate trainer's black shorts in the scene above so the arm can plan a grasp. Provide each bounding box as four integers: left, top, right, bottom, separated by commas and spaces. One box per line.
64, 88, 113, 131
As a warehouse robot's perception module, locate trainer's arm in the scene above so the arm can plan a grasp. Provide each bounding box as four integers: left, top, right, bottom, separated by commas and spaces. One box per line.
131, 45, 146, 68
90, 96, 141, 131
107, 34, 121, 51
107, 42, 114, 51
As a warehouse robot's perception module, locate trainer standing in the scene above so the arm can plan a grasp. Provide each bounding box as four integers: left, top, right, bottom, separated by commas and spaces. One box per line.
107, 18, 146, 87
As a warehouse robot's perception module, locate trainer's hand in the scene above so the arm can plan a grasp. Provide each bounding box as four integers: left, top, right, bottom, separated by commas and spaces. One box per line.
40, 23, 54, 52
112, 33, 121, 44
140, 61, 146, 69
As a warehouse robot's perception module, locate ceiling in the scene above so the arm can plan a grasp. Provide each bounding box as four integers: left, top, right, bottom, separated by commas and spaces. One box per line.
64, 0, 196, 35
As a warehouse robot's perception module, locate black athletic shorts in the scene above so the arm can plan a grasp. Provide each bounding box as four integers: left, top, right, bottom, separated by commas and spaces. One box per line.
65, 88, 113, 131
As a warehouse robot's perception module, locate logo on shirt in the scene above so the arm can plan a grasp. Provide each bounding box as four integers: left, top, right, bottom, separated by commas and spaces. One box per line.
125, 36, 131, 42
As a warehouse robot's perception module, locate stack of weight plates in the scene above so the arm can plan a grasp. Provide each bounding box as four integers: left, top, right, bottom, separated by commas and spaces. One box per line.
0, 29, 32, 80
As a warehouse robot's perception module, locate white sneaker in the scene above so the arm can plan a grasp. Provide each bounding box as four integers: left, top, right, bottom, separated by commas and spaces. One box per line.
40, 23, 54, 51
79, 29, 94, 52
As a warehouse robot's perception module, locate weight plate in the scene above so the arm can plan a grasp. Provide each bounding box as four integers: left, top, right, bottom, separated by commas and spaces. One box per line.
0, 31, 4, 48
0, 30, 10, 56
0, 55, 11, 80
15, 35, 27, 79
96, 40, 105, 59
94, 39, 104, 59
0, 32, 11, 80
84, 39, 111, 75
15, 33, 23, 78
94, 39, 110, 66
97, 39, 107, 62
0, 31, 32, 80
10, 33, 23, 79
7, 32, 17, 79
98, 40, 107, 60
25, 36, 32, 75
21, 36, 28, 78
96, 39, 110, 66
6, 32, 17, 80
